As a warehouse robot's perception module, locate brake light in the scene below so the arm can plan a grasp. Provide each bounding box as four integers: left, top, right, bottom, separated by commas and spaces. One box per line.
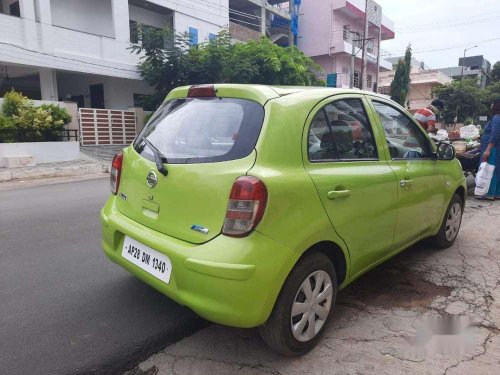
187, 84, 216, 98
222, 176, 267, 237
110, 152, 123, 195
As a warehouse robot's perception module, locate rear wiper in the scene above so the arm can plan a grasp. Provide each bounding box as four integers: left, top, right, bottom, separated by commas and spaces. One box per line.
140, 137, 168, 176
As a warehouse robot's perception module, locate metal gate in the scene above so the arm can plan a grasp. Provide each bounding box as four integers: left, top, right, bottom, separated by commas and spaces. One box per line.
79, 108, 136, 146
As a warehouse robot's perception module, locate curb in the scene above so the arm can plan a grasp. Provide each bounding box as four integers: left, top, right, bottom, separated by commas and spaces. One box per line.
0, 163, 109, 183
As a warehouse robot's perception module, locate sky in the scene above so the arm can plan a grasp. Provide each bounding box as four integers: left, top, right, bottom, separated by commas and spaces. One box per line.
375, 0, 500, 69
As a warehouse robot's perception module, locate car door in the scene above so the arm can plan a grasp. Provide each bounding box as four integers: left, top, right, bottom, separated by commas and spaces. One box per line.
304, 95, 398, 277
368, 99, 446, 249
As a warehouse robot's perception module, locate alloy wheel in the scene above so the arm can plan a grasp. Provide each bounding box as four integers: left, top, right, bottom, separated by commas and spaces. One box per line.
290, 270, 333, 342
445, 202, 462, 241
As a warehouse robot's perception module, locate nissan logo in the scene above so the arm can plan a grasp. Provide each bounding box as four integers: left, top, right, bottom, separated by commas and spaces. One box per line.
146, 171, 158, 188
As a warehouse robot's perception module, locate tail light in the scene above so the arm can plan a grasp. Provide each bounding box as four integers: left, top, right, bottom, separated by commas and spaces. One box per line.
110, 152, 123, 194
222, 176, 267, 237
188, 84, 216, 97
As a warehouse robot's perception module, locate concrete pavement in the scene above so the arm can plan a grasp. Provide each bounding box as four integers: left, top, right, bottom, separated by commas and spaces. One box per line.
130, 199, 500, 375
0, 178, 205, 375
0, 158, 109, 183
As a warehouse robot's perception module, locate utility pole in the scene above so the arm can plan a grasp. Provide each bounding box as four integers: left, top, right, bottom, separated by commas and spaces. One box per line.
460, 45, 478, 87
360, 0, 369, 90
261, 0, 266, 36
349, 33, 374, 89
350, 37, 356, 88
374, 24, 382, 93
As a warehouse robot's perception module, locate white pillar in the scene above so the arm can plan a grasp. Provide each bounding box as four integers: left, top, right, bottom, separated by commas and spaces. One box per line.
111, 0, 130, 42
35, 0, 52, 23
19, 0, 36, 20
40, 68, 59, 101
35, 0, 53, 52
261, 3, 266, 36
19, 0, 37, 49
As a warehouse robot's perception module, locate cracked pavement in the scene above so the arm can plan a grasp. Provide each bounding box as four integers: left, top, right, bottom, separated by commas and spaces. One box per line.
128, 200, 500, 375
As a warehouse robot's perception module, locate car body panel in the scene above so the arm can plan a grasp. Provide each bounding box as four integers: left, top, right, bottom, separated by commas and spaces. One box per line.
100, 85, 467, 329
116, 146, 256, 244
101, 195, 296, 327
301, 94, 399, 277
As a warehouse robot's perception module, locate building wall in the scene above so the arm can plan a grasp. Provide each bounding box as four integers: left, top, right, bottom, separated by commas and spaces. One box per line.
229, 21, 261, 43
174, 11, 222, 42
50, 0, 115, 38
129, 4, 172, 29
298, 0, 393, 58
378, 70, 452, 111
0, 0, 228, 109
57, 73, 154, 109
297, 0, 332, 57
314, 52, 379, 88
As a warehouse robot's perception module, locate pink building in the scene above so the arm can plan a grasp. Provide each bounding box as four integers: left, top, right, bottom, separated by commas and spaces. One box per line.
298, 0, 395, 90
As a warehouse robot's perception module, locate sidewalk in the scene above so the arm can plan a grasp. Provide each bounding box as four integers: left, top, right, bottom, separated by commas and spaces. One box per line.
0, 159, 109, 183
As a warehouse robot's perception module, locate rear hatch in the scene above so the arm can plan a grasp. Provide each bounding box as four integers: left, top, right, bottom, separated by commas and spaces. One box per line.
116, 90, 266, 244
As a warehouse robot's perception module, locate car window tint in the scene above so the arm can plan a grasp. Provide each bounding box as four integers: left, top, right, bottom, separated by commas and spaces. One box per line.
372, 101, 432, 159
134, 98, 264, 164
309, 110, 335, 161
308, 98, 378, 161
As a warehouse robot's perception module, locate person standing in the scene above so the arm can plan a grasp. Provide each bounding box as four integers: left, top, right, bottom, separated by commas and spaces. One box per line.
414, 99, 445, 134
478, 98, 500, 200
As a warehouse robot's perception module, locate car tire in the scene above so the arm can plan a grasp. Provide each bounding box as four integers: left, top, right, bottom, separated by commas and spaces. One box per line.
429, 194, 463, 249
259, 252, 337, 356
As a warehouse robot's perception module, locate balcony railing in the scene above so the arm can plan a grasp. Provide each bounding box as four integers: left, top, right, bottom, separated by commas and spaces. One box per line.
0, 13, 139, 79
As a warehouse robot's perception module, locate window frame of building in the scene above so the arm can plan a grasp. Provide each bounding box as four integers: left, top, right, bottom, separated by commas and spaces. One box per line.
367, 74, 373, 90
189, 27, 199, 46
9, 1, 20, 17
343, 25, 350, 41
353, 71, 361, 89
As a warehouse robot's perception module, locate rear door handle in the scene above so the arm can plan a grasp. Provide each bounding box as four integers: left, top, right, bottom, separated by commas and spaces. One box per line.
400, 179, 413, 188
327, 190, 351, 200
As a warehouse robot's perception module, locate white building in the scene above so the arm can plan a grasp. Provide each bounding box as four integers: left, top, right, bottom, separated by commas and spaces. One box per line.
0, 0, 228, 110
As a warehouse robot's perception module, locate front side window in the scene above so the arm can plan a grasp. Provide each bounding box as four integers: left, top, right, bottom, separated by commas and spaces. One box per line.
134, 98, 264, 164
308, 98, 378, 161
372, 101, 433, 159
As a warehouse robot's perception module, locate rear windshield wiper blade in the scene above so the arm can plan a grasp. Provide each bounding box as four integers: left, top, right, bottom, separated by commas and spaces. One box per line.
140, 137, 168, 176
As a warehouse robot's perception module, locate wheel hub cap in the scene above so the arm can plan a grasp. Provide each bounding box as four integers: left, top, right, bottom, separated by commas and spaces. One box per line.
445, 202, 462, 241
290, 270, 333, 342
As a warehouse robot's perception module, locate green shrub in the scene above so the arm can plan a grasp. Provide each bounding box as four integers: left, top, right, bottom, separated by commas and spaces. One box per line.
144, 112, 153, 124
0, 115, 15, 143
0, 90, 73, 142
2, 90, 27, 117
39, 104, 72, 126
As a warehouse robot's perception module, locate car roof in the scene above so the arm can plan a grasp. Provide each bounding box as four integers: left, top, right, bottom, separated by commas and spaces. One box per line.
166, 84, 391, 106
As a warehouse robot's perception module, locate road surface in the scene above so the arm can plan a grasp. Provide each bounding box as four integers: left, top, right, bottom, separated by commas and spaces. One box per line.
0, 178, 205, 375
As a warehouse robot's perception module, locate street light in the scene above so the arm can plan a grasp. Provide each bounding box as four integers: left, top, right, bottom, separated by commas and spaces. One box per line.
460, 45, 478, 84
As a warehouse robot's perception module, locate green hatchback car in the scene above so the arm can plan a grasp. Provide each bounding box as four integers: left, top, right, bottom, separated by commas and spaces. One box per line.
101, 84, 466, 355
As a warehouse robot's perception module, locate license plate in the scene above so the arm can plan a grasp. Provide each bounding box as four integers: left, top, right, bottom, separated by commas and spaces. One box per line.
122, 236, 172, 284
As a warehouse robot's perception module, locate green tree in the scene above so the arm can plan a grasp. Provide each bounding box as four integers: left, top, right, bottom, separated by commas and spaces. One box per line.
130, 28, 324, 108
390, 45, 412, 106
490, 61, 500, 84
432, 79, 485, 124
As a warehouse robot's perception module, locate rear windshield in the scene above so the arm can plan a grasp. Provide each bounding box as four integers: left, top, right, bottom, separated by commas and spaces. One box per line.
134, 98, 265, 164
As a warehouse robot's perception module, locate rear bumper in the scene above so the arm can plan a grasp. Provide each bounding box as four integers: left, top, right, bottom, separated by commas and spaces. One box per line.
100, 196, 296, 328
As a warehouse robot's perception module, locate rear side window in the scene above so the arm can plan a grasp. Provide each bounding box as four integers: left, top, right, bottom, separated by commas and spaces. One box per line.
308, 98, 378, 161
135, 98, 264, 164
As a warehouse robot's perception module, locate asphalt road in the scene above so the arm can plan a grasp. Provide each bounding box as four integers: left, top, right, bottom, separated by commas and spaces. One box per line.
0, 178, 206, 375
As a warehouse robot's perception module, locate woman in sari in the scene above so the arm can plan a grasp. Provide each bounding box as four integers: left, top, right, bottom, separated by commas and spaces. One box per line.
478, 98, 500, 200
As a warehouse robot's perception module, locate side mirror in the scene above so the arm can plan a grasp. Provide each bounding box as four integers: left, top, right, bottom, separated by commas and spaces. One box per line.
436, 142, 455, 160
